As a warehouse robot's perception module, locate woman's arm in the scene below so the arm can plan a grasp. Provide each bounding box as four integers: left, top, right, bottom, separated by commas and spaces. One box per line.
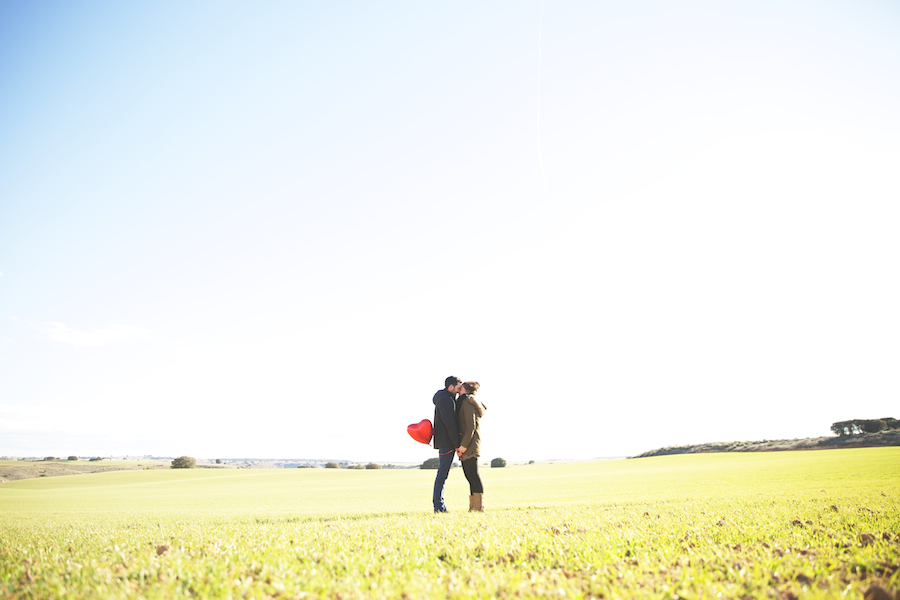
458, 403, 476, 449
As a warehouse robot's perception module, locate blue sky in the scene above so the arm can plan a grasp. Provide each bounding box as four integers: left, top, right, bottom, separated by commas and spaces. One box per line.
2, 1, 899, 462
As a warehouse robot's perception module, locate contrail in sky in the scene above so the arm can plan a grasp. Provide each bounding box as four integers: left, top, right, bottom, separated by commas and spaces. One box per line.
537, 0, 550, 201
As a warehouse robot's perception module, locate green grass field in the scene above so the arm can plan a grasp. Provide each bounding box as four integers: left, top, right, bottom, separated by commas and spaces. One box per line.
1, 448, 898, 599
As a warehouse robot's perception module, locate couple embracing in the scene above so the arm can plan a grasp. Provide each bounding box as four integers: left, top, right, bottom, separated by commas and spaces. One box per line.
432, 375, 487, 513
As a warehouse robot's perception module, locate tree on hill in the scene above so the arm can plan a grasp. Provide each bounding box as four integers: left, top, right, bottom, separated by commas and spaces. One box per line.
171, 456, 196, 469
862, 419, 886, 433
68, 456, 79, 461
365, 463, 382, 469
325, 462, 340, 469
831, 418, 898, 436
491, 458, 507, 468
831, 421, 854, 436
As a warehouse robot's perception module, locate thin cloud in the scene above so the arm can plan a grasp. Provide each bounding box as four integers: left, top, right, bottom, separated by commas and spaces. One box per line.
0, 404, 105, 436
0, 404, 50, 434
33, 322, 156, 348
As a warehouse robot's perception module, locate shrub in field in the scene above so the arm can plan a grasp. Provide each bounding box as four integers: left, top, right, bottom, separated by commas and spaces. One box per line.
365, 463, 381, 469
215, 459, 222, 464
420, 457, 440, 469
89, 457, 103, 461
325, 462, 340, 469
349, 464, 364, 470
44, 457, 56, 461
171, 456, 197, 469
491, 457, 507, 468
68, 456, 78, 461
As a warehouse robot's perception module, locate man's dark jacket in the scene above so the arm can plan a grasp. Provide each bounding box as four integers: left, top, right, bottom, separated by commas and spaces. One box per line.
432, 389, 460, 449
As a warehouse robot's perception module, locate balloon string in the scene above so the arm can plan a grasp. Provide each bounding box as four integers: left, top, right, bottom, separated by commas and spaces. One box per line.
439, 449, 457, 456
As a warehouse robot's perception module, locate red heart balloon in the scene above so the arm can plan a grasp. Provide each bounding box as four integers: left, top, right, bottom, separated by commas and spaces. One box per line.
407, 419, 433, 445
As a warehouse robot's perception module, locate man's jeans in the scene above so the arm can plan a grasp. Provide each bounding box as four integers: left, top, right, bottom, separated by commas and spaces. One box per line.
432, 449, 455, 512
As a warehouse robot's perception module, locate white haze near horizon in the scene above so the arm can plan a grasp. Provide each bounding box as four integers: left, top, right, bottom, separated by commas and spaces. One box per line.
1, 1, 898, 463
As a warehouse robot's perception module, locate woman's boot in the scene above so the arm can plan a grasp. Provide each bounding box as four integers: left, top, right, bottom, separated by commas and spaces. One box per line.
471, 493, 484, 512
468, 494, 476, 511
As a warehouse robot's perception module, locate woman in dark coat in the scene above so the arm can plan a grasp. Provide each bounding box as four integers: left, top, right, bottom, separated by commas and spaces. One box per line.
457, 381, 487, 512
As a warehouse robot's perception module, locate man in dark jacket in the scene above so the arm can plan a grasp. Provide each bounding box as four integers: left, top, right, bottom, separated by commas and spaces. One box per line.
432, 375, 462, 512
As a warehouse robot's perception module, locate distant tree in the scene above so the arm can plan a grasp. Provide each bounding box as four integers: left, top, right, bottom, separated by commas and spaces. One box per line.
89, 457, 103, 462
832, 420, 863, 435
68, 456, 79, 461
831, 418, 898, 436
861, 419, 886, 433
881, 417, 900, 430
44, 456, 56, 461
349, 464, 364, 470
215, 459, 222, 464
420, 457, 440, 469
171, 456, 196, 469
325, 462, 340, 469
365, 463, 382, 469
491, 458, 507, 468
528, 460, 535, 465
